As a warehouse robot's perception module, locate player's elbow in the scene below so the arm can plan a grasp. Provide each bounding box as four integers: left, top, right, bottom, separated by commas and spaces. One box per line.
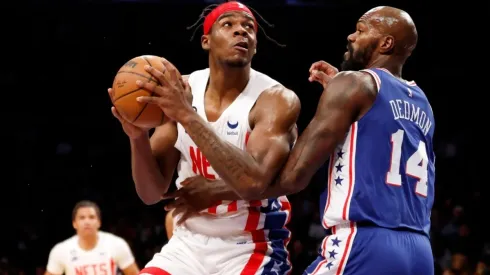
135, 188, 162, 205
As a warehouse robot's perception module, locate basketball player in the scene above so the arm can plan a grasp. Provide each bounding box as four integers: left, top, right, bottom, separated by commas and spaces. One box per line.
44, 200, 139, 275
108, 1, 299, 274
279, 6, 435, 275
164, 5, 436, 275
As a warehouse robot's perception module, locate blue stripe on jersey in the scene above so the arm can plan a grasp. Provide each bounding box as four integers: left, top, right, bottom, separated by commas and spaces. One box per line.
261, 199, 288, 231
260, 239, 291, 274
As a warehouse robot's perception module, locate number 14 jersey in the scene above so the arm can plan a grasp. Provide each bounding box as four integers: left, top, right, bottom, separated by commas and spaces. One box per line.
321, 68, 436, 236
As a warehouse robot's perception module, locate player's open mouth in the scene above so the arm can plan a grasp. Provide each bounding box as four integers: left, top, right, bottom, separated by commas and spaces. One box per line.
234, 41, 249, 51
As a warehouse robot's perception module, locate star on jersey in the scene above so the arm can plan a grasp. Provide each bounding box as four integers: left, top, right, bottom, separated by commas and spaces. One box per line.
335, 176, 343, 185
270, 200, 281, 211
328, 249, 338, 259
335, 163, 344, 172
337, 150, 344, 159
272, 261, 284, 274
331, 237, 341, 247
326, 262, 334, 270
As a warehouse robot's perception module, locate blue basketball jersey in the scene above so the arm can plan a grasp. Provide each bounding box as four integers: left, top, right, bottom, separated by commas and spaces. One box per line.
320, 68, 435, 236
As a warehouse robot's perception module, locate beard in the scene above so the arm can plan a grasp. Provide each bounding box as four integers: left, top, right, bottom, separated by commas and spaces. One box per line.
340, 41, 377, 71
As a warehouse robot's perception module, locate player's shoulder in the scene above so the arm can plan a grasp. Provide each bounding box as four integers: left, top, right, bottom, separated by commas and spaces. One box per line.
334, 71, 375, 87
186, 68, 209, 81
254, 84, 300, 124
50, 235, 77, 253
330, 70, 378, 98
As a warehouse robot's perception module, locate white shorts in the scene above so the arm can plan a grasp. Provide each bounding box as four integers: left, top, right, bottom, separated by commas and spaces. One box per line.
140, 226, 291, 275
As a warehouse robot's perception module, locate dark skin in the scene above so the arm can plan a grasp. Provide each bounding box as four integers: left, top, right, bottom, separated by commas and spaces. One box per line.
164, 6, 419, 224
113, 10, 300, 207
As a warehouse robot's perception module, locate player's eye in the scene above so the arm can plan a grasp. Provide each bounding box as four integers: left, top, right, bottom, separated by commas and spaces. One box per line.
223, 22, 232, 27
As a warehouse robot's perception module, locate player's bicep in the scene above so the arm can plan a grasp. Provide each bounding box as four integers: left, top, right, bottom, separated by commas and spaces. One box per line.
289, 73, 364, 181
246, 125, 292, 180
246, 88, 300, 185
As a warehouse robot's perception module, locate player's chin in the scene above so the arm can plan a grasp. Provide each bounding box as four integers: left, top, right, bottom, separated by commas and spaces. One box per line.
224, 57, 250, 68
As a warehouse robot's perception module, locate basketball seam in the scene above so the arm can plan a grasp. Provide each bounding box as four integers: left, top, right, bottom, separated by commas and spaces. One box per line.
116, 71, 158, 84
133, 74, 160, 124
112, 87, 143, 103
143, 56, 163, 86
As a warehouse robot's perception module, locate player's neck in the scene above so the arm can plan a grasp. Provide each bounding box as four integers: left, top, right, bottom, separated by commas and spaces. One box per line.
78, 233, 99, 251
368, 57, 403, 78
208, 61, 251, 97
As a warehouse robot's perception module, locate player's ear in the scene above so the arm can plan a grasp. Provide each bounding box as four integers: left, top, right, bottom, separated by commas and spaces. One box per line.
201, 34, 210, 51
72, 221, 77, 230
379, 35, 394, 54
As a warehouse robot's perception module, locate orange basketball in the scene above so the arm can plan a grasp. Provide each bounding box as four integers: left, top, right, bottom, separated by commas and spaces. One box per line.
111, 55, 168, 129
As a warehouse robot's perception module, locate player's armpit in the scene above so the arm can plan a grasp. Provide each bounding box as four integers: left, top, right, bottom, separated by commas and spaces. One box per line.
121, 263, 139, 275
276, 71, 376, 194
179, 85, 300, 200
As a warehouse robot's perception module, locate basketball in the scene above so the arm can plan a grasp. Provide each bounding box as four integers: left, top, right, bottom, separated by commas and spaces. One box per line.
111, 55, 166, 129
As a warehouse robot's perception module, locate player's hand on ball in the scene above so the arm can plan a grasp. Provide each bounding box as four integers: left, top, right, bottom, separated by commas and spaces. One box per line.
108, 88, 148, 139
162, 176, 222, 225
309, 60, 339, 88
136, 58, 193, 123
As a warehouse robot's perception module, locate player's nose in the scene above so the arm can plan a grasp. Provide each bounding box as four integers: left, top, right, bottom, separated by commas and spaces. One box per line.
233, 27, 248, 37
347, 32, 356, 42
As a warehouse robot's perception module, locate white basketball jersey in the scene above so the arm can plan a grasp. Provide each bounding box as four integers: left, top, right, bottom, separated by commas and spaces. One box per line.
46, 231, 135, 275
174, 68, 292, 238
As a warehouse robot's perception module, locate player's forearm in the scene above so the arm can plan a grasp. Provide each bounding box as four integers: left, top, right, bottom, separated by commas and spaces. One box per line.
277, 126, 328, 194
212, 179, 295, 201
180, 114, 265, 199
130, 135, 170, 205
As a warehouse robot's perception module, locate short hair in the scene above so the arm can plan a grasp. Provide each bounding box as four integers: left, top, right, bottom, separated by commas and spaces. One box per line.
72, 200, 101, 221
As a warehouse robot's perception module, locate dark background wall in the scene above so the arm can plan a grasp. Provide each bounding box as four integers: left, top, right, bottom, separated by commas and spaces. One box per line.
2, 0, 486, 274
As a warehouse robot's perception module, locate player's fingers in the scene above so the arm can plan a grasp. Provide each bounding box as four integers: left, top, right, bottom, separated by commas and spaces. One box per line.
135, 79, 161, 94
160, 58, 180, 83
181, 176, 199, 186
111, 107, 124, 123
108, 88, 115, 101
309, 61, 327, 72
164, 197, 186, 211
311, 70, 331, 86
144, 65, 168, 86
161, 189, 183, 200
136, 96, 160, 105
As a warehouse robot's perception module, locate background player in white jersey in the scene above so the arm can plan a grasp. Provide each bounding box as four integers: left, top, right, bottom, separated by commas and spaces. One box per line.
45, 200, 139, 275
108, 1, 300, 274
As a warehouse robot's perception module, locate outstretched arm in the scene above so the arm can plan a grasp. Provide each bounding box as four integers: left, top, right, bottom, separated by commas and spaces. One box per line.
180, 85, 300, 199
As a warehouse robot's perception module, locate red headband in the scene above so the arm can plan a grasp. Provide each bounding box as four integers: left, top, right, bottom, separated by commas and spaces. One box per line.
203, 1, 257, 35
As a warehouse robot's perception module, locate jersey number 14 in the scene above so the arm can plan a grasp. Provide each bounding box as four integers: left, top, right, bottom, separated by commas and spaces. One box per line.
386, 129, 429, 197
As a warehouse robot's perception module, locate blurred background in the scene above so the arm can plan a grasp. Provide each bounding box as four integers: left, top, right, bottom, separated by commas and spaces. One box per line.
2, 0, 486, 274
